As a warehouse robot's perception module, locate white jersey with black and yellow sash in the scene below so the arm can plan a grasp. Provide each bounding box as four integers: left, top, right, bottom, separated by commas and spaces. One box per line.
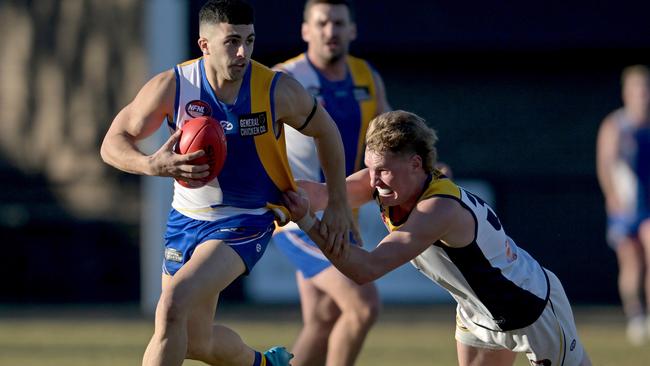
171, 58, 295, 222
378, 172, 550, 332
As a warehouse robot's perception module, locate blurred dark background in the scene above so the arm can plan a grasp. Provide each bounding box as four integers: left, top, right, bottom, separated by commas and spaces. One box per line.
2, 0, 650, 305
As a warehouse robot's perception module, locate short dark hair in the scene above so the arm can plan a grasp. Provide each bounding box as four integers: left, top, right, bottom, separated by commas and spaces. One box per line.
303, 0, 355, 22
199, 0, 255, 26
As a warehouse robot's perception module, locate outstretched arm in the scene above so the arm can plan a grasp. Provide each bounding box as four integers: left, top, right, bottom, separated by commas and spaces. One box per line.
100, 70, 209, 186
283, 189, 455, 284
298, 168, 374, 212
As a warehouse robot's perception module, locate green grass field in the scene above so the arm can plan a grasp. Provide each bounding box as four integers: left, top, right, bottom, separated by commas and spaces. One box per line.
1, 304, 648, 365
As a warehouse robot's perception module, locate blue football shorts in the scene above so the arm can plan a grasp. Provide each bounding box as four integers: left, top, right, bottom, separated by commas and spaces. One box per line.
163, 208, 276, 276
273, 228, 332, 279
607, 210, 650, 249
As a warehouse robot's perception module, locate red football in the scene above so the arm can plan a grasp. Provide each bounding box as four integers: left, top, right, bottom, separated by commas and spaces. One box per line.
175, 116, 227, 188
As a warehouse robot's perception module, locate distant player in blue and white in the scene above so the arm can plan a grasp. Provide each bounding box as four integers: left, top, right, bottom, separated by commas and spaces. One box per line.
597, 64, 650, 345
100, 1, 358, 365
272, 1, 390, 365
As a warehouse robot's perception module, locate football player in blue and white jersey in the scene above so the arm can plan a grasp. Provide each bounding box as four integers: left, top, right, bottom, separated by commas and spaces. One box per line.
100, 1, 358, 365
597, 65, 650, 345
272, 1, 390, 365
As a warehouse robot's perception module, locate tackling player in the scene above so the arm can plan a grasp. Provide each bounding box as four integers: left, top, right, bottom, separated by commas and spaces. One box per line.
284, 110, 593, 366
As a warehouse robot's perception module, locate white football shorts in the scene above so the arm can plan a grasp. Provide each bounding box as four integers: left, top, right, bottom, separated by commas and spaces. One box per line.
455, 269, 586, 366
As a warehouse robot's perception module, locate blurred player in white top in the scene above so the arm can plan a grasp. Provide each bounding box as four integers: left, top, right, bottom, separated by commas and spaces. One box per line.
597, 64, 650, 345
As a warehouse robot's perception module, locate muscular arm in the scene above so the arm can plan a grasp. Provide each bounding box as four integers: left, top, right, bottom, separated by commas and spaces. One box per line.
283, 190, 462, 283
596, 115, 621, 213
100, 70, 208, 183
275, 74, 359, 248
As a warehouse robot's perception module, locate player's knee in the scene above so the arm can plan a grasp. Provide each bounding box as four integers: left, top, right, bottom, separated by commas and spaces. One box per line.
187, 336, 246, 364
356, 299, 380, 326
310, 297, 341, 326
343, 300, 380, 329
185, 337, 212, 361
616, 242, 642, 267
355, 289, 381, 325
638, 220, 650, 244
157, 289, 191, 324
309, 307, 339, 332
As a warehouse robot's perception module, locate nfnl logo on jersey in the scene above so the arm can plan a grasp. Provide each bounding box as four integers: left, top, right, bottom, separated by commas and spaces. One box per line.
238, 112, 268, 137
185, 100, 212, 118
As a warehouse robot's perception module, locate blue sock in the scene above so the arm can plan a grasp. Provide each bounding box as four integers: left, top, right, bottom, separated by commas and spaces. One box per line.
252, 351, 266, 366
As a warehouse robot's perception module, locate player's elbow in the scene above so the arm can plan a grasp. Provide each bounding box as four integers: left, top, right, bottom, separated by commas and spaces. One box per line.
99, 136, 118, 167
352, 276, 372, 285
99, 136, 124, 170
99, 140, 111, 165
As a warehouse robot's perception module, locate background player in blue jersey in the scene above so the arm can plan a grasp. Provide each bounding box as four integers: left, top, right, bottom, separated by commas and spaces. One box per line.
283, 111, 592, 366
272, 1, 390, 365
100, 1, 358, 365
597, 65, 650, 345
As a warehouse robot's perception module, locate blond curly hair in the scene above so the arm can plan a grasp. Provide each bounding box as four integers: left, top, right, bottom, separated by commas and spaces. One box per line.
365, 110, 438, 173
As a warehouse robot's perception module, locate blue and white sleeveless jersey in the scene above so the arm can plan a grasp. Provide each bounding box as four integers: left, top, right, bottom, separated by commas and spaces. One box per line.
171, 58, 295, 222
378, 172, 550, 331
610, 108, 650, 217
276, 54, 378, 181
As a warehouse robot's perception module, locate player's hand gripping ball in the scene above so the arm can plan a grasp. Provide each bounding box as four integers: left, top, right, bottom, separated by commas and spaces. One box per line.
175, 116, 227, 188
